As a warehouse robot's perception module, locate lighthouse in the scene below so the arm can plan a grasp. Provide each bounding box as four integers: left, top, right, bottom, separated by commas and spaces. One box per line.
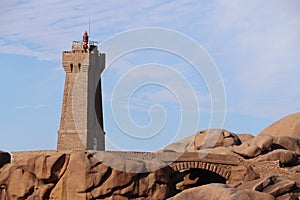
57, 32, 105, 151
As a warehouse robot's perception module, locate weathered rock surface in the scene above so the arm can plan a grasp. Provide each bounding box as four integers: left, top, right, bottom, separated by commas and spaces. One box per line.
237, 176, 299, 198
237, 134, 254, 143
249, 134, 274, 152
259, 112, 300, 139
168, 183, 275, 200
162, 113, 300, 199
230, 165, 259, 183
230, 133, 300, 163
0, 151, 170, 200
198, 146, 243, 159
194, 129, 242, 149
231, 142, 261, 158
272, 136, 300, 154
254, 149, 299, 165
1, 112, 300, 199
290, 165, 300, 172
161, 129, 241, 152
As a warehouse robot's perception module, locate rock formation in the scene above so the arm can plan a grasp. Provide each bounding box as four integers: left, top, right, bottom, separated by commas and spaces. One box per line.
260, 112, 300, 139
0, 112, 299, 199
0, 151, 170, 199
168, 183, 276, 200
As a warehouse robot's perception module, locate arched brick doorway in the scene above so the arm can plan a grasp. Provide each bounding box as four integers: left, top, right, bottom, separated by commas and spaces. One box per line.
168, 168, 226, 197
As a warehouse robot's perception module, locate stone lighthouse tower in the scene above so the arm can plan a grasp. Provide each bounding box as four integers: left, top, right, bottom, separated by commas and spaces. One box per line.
57, 32, 105, 151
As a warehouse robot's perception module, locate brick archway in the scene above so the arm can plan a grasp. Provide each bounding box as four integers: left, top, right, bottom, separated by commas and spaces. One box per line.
170, 161, 232, 179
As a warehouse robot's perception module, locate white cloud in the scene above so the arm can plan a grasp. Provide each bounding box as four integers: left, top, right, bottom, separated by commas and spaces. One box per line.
0, 0, 210, 60
1, 0, 299, 120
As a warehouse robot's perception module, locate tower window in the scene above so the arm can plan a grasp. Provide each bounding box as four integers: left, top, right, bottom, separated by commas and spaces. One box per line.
70, 64, 73, 72
78, 63, 81, 72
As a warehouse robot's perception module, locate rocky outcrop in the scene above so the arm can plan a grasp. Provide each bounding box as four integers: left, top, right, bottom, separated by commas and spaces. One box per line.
1, 113, 300, 199
0, 151, 170, 200
169, 175, 300, 200
161, 128, 300, 168
272, 136, 300, 154
160, 129, 241, 152
254, 149, 299, 165
168, 183, 275, 200
259, 112, 300, 139
237, 176, 300, 199
159, 113, 300, 199
230, 165, 259, 183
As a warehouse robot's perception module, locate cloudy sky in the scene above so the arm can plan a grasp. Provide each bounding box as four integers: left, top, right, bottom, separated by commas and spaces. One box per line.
0, 0, 299, 152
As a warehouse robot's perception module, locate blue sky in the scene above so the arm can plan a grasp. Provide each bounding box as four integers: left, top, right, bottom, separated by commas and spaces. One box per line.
0, 0, 299, 152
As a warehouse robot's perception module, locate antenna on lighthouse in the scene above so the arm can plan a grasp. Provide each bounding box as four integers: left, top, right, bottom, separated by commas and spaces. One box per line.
89, 19, 91, 37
